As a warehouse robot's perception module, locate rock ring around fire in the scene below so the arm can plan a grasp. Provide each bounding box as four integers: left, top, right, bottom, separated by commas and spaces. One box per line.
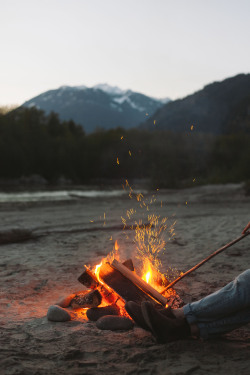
47, 305, 71, 322
96, 315, 134, 331
87, 305, 120, 321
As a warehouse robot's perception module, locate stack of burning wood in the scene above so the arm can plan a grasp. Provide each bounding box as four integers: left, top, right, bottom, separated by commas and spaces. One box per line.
47, 257, 182, 330
73, 258, 182, 326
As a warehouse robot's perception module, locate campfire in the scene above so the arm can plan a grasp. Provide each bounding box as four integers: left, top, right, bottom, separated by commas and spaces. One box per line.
77, 253, 180, 315
47, 241, 182, 330
47, 184, 183, 330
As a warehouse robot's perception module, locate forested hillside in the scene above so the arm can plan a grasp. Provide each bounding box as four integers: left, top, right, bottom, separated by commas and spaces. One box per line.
142, 74, 250, 134
0, 106, 249, 188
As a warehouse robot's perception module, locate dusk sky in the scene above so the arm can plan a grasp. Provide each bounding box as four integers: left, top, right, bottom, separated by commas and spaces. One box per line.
1, 0, 250, 106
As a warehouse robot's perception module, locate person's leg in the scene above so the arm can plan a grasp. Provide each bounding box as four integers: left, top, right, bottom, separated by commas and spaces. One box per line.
183, 269, 250, 325
198, 306, 250, 339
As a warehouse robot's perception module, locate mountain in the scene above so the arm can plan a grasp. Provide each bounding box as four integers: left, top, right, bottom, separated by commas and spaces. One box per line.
141, 74, 250, 134
22, 84, 170, 133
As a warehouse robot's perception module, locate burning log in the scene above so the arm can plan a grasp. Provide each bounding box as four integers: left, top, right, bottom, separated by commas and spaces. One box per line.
99, 261, 162, 306
70, 290, 102, 309
77, 267, 99, 289
77, 259, 134, 289
111, 259, 168, 306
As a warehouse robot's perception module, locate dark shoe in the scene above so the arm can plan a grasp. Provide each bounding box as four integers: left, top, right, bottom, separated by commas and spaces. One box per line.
158, 306, 176, 319
125, 301, 176, 331
125, 301, 149, 330
141, 301, 191, 343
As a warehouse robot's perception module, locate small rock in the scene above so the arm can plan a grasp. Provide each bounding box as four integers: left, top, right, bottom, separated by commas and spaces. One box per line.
47, 305, 71, 322
87, 305, 120, 321
96, 315, 134, 331
55, 294, 75, 308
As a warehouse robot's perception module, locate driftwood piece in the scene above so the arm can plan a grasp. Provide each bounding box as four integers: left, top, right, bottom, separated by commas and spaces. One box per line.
0, 229, 37, 245
99, 262, 160, 305
70, 290, 102, 309
111, 259, 168, 306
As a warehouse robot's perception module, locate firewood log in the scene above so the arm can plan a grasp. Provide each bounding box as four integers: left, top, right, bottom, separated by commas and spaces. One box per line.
99, 262, 160, 305
70, 290, 102, 309
77, 268, 99, 289
111, 259, 168, 306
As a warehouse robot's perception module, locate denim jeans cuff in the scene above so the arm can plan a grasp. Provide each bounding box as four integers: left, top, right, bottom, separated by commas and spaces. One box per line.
183, 303, 198, 324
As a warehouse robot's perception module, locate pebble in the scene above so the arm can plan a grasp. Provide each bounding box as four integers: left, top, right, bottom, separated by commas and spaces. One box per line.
47, 305, 71, 322
55, 294, 75, 308
96, 315, 134, 331
87, 305, 120, 321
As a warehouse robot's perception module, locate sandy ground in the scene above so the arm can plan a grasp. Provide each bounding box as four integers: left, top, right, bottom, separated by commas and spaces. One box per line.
0, 183, 250, 375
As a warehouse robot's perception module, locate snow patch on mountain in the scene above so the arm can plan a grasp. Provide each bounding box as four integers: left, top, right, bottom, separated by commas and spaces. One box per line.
93, 83, 126, 95
113, 94, 146, 112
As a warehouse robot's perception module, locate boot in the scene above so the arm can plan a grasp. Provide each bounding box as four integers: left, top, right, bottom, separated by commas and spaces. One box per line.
141, 301, 191, 343
125, 301, 176, 331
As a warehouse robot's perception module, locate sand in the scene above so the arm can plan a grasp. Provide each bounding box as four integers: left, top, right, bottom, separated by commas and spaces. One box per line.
0, 183, 250, 375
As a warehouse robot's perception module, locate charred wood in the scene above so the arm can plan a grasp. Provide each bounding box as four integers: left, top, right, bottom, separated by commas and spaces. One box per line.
77, 268, 99, 289
70, 290, 102, 309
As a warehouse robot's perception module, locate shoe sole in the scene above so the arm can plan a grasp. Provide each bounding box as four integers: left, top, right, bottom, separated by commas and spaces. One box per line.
141, 302, 160, 340
125, 303, 149, 331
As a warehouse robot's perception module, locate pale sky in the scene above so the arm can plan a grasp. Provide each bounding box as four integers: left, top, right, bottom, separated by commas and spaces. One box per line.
1, 0, 250, 106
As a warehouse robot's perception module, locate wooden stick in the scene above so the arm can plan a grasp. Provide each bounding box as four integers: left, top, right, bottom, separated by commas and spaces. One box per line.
162, 231, 250, 292
111, 259, 168, 306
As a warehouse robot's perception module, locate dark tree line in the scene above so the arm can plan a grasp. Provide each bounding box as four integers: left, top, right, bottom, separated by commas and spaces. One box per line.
0, 107, 249, 187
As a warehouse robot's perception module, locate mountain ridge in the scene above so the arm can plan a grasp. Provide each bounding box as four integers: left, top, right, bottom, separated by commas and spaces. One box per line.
142, 73, 250, 134
22, 84, 170, 133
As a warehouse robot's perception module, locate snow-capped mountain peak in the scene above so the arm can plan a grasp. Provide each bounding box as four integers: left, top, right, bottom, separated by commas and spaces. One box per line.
22, 83, 170, 133
93, 83, 127, 95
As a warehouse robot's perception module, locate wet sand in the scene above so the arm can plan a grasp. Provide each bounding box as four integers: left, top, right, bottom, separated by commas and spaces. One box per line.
0, 184, 250, 375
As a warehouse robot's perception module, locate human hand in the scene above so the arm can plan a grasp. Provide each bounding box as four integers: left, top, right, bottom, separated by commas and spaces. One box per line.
242, 222, 250, 234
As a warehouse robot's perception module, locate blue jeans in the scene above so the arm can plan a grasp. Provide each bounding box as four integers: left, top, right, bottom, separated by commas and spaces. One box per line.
183, 269, 250, 339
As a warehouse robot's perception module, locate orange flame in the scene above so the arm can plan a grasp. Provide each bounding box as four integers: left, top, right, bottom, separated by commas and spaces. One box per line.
113, 240, 120, 261
115, 240, 119, 252
145, 270, 152, 284
94, 262, 103, 284
142, 259, 153, 284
